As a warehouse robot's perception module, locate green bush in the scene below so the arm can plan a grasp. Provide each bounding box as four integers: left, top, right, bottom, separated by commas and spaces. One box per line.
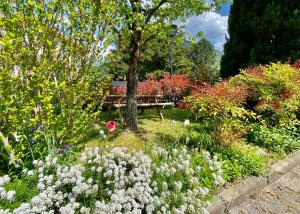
181, 125, 265, 181
0, 174, 38, 210
217, 146, 265, 181
0, 0, 112, 171
247, 123, 300, 156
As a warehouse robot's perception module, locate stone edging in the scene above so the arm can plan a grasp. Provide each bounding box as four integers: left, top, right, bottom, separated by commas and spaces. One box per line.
207, 149, 300, 214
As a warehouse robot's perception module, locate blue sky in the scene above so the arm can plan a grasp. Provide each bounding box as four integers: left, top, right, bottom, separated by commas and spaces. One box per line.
184, 3, 231, 51
219, 3, 231, 16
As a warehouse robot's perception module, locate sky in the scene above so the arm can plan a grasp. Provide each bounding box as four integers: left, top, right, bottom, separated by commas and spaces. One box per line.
184, 3, 231, 51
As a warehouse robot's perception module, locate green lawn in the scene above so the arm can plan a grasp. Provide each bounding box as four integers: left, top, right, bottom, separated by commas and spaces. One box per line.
84, 108, 192, 150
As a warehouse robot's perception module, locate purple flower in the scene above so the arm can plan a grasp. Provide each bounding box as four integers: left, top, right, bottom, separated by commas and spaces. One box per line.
40, 124, 46, 131
63, 144, 71, 150
54, 149, 62, 155
29, 127, 36, 133
29, 140, 37, 146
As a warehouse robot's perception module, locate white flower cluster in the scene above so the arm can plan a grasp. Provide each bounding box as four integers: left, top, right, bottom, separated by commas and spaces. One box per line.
0, 175, 15, 202
151, 147, 224, 214
201, 151, 224, 187
0, 146, 225, 214
15, 155, 100, 214
183, 119, 190, 127
82, 147, 156, 214
22, 169, 35, 177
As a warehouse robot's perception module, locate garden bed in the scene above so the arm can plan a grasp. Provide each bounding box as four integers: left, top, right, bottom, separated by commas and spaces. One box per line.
1, 107, 299, 213
1, 62, 300, 213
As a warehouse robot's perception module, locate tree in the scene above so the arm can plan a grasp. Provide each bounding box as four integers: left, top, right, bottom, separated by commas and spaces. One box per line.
139, 31, 194, 79
112, 0, 227, 130
221, 0, 300, 78
139, 39, 171, 79
188, 38, 219, 82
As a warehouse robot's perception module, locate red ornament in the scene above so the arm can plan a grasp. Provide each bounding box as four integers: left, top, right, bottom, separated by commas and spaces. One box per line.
106, 121, 117, 132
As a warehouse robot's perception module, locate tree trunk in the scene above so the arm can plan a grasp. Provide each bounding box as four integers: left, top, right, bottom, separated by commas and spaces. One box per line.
126, 30, 141, 131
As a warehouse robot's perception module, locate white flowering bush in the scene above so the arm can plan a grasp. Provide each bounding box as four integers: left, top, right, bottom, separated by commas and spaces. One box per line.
0, 176, 15, 202
0, 146, 224, 214
150, 147, 224, 214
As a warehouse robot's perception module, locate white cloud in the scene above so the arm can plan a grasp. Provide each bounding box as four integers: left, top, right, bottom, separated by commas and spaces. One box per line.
184, 12, 228, 51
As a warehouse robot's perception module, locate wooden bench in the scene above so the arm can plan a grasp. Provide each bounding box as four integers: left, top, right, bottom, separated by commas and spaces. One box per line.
104, 95, 173, 124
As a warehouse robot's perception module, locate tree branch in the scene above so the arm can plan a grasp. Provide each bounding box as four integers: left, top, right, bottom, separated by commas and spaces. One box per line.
140, 34, 156, 50
145, 0, 169, 24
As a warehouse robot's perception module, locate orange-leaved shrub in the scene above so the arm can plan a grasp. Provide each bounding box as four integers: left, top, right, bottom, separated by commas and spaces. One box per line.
187, 81, 252, 120
187, 81, 254, 145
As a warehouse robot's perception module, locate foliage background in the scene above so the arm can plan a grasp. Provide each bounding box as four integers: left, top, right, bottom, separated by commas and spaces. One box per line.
0, 0, 113, 171
221, 0, 300, 77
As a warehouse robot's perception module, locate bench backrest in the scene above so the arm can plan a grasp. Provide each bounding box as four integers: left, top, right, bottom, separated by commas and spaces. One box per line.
105, 95, 163, 104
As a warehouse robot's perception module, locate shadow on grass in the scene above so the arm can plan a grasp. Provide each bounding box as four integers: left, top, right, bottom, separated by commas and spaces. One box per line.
83, 108, 192, 150
100, 107, 192, 121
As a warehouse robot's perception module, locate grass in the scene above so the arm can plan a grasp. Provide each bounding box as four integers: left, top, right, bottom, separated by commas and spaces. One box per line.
84, 108, 192, 150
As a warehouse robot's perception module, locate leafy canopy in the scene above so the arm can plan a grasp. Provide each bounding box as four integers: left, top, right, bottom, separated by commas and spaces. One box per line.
111, 0, 228, 61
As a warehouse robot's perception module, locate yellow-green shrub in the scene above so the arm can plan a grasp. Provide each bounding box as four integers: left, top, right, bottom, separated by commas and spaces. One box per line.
0, 0, 113, 171
230, 63, 300, 126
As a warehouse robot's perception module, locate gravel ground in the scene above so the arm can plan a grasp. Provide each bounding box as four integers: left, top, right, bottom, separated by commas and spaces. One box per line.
229, 165, 300, 214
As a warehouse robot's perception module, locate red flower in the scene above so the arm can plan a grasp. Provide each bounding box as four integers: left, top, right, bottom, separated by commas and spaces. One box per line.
279, 89, 294, 100
106, 121, 117, 132
257, 100, 265, 108
270, 101, 281, 111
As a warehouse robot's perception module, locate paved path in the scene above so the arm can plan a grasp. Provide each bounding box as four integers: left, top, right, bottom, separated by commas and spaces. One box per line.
229, 165, 300, 214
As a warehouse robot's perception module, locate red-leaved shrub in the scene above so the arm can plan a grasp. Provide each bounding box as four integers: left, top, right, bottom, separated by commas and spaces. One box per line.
137, 79, 162, 95
279, 89, 295, 100
160, 75, 191, 103
243, 66, 265, 78
293, 59, 300, 69
270, 101, 281, 111
110, 84, 126, 95
109, 75, 191, 104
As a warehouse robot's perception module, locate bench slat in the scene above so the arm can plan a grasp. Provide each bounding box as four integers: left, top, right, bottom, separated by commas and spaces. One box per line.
113, 102, 173, 108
